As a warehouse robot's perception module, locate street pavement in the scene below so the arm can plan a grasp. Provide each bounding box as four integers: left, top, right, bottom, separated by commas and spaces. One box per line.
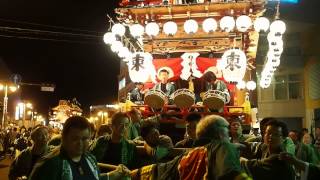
0, 156, 11, 180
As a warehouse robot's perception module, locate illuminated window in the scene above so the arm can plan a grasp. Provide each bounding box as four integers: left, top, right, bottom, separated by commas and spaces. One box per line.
268, 0, 299, 4
119, 78, 126, 90
260, 73, 303, 101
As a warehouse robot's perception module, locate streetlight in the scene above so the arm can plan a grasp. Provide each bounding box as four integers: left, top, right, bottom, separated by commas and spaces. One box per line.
97, 111, 108, 124
0, 82, 19, 128
15, 101, 35, 127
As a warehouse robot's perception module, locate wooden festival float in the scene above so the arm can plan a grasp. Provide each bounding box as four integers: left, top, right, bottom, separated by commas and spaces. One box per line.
50, 99, 82, 127
104, 0, 286, 136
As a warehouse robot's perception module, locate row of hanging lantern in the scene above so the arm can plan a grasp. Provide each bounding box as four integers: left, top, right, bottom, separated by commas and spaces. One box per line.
103, 16, 281, 63
104, 16, 275, 43
259, 19, 286, 89
236, 80, 257, 91
103, 32, 133, 62
103, 15, 285, 87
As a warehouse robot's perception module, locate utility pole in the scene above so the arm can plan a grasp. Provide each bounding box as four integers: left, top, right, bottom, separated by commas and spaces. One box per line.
2, 85, 8, 128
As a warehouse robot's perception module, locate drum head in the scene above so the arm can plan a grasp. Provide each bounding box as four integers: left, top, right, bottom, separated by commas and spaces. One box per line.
144, 94, 165, 109
173, 94, 194, 109
203, 96, 224, 110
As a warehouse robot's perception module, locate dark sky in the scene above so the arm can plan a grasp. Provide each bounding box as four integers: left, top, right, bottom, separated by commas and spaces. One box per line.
0, 0, 120, 115
0, 0, 319, 116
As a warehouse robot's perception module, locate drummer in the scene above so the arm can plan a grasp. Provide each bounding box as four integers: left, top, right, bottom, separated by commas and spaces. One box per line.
130, 82, 147, 103
200, 71, 230, 103
153, 69, 175, 98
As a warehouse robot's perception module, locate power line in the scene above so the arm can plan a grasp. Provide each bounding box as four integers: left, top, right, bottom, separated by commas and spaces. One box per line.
0, 18, 105, 34
0, 26, 103, 38
0, 34, 103, 44
0, 25, 107, 44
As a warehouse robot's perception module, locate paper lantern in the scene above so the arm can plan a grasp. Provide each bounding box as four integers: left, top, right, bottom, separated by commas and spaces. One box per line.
129, 24, 144, 38
128, 69, 150, 83
236, 80, 246, 90
260, 80, 270, 88
254, 17, 270, 32
236, 15, 252, 32
246, 81, 257, 90
184, 19, 199, 34
270, 20, 286, 35
268, 34, 283, 48
268, 57, 281, 67
112, 23, 126, 36
220, 16, 235, 32
110, 41, 123, 53
220, 49, 247, 82
145, 22, 160, 36
163, 21, 178, 36
202, 18, 218, 33
118, 46, 131, 59
260, 77, 272, 88
128, 52, 155, 83
103, 32, 116, 45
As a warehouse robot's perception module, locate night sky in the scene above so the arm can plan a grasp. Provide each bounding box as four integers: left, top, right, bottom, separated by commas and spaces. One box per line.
0, 0, 120, 115
0, 0, 319, 116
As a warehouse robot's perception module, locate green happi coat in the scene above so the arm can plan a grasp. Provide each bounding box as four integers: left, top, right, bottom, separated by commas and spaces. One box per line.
90, 135, 138, 169
134, 139, 250, 180
29, 147, 106, 180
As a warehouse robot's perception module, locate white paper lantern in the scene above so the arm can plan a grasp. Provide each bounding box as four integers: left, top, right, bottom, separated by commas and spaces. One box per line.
103, 32, 116, 45
246, 81, 257, 90
128, 52, 155, 83
129, 24, 145, 38
184, 19, 198, 34
110, 41, 123, 53
220, 16, 235, 32
254, 17, 270, 32
236, 15, 252, 32
267, 51, 277, 59
220, 49, 247, 82
270, 20, 286, 35
123, 53, 133, 63
267, 32, 282, 43
129, 69, 150, 83
236, 80, 246, 90
112, 23, 126, 36
260, 77, 272, 88
264, 77, 272, 85
269, 42, 284, 54
271, 46, 284, 55
118, 46, 131, 59
262, 66, 274, 78
268, 35, 283, 48
163, 21, 178, 36
262, 62, 275, 75
202, 18, 218, 33
260, 79, 271, 88
268, 57, 281, 67
262, 62, 276, 73
145, 22, 160, 36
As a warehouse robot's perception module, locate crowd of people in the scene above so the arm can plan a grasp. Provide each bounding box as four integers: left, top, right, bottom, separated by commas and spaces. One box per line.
0, 109, 320, 180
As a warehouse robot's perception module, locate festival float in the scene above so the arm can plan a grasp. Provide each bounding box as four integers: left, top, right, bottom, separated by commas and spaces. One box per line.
104, 0, 286, 132
49, 99, 82, 128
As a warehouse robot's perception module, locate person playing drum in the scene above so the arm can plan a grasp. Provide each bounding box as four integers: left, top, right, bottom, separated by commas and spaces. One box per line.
130, 82, 148, 103
153, 69, 175, 98
202, 71, 230, 102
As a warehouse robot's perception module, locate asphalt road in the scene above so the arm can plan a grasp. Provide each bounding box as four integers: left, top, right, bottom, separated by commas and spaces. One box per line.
0, 156, 11, 180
